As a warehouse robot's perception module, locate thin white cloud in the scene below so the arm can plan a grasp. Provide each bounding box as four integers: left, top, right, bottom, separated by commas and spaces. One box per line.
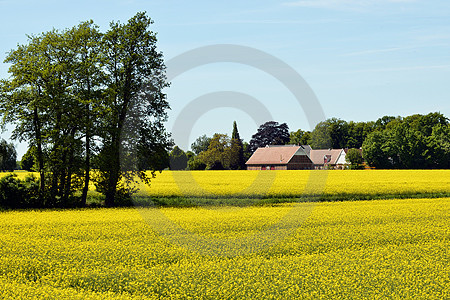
283, 0, 417, 10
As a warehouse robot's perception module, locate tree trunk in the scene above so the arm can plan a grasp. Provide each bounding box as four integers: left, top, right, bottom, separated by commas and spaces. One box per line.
81, 102, 90, 207
33, 106, 45, 194
104, 140, 120, 207
104, 67, 132, 207
50, 110, 62, 203
63, 128, 77, 206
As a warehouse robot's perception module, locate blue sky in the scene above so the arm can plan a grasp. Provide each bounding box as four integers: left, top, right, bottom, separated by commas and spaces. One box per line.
1, 0, 449, 156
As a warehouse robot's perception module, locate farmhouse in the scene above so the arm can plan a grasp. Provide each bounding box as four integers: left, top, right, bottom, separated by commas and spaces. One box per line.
245, 145, 349, 170
309, 148, 348, 170
245, 145, 313, 170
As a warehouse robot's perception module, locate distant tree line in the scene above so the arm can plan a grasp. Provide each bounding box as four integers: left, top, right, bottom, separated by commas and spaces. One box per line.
169, 112, 449, 171
0, 12, 171, 208
295, 112, 450, 169
362, 113, 450, 169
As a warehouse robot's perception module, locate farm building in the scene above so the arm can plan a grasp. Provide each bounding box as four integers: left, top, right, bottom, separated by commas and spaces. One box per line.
246, 145, 349, 170
309, 149, 348, 169
245, 145, 313, 170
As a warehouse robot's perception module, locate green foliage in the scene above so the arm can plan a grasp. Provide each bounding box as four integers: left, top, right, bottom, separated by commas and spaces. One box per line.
228, 137, 242, 170
188, 157, 206, 170
169, 146, 188, 170
0, 12, 171, 207
311, 118, 377, 150
0, 174, 40, 208
198, 133, 231, 169
20, 146, 35, 171
243, 142, 252, 162
362, 131, 392, 168
311, 118, 349, 149
249, 121, 290, 153
374, 115, 401, 131
346, 148, 364, 169
289, 129, 311, 146
347, 121, 375, 148
363, 113, 450, 169
427, 123, 450, 168
230, 121, 245, 170
191, 135, 211, 155
0, 139, 17, 171
186, 151, 195, 162
310, 121, 332, 149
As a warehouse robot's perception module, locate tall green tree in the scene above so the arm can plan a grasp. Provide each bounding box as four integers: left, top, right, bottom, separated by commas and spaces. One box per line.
96, 12, 171, 206
0, 139, 17, 171
362, 130, 392, 168
199, 133, 231, 170
230, 121, 245, 169
191, 135, 212, 155
1, 12, 171, 207
169, 146, 188, 170
0, 37, 48, 194
310, 121, 332, 149
427, 123, 450, 168
249, 121, 290, 153
21, 146, 36, 171
311, 118, 348, 149
68, 21, 105, 206
0, 28, 83, 205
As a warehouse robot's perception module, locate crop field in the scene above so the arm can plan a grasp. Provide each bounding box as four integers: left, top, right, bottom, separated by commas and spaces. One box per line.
0, 198, 448, 299
138, 170, 450, 199
4, 170, 450, 201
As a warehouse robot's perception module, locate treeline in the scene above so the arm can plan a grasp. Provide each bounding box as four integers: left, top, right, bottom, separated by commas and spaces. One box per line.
294, 112, 450, 169
170, 112, 450, 170
0, 12, 172, 208
362, 113, 450, 169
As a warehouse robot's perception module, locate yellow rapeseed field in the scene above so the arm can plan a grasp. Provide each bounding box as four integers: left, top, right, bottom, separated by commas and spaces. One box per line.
4, 169, 449, 199
138, 169, 450, 198
0, 198, 448, 299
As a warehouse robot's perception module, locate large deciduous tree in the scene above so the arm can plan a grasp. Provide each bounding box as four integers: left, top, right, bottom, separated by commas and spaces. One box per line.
0, 12, 171, 207
249, 121, 290, 153
199, 133, 231, 170
93, 12, 171, 206
191, 135, 211, 155
0, 28, 83, 205
310, 118, 348, 149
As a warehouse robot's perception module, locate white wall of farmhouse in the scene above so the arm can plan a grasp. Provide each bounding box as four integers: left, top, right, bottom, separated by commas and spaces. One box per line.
335, 150, 348, 165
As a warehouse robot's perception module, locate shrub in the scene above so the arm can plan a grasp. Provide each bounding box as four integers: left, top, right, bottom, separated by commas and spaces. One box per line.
0, 174, 40, 208
188, 158, 206, 170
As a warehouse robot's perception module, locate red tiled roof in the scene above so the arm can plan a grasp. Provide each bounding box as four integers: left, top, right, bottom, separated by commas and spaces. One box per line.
246, 146, 305, 165
309, 149, 343, 165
